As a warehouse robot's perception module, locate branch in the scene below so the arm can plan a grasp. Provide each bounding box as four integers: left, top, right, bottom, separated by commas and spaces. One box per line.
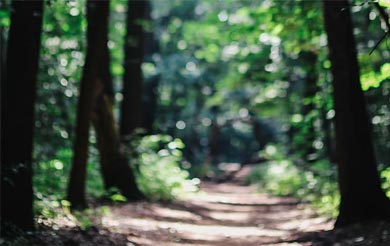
369, 32, 389, 55
369, 2, 390, 55
373, 2, 390, 32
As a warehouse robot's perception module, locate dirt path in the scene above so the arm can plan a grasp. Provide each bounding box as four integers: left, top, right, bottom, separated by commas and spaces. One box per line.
33, 178, 390, 246
102, 181, 333, 246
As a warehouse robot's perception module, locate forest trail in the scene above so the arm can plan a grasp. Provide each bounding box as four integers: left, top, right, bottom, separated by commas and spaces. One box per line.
101, 170, 333, 246
34, 168, 390, 246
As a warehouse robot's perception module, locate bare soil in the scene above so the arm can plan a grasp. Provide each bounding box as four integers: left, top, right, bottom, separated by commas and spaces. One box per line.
4, 177, 390, 246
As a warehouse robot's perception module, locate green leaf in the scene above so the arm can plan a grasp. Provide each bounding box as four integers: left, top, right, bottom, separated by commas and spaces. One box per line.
379, 0, 390, 8
111, 193, 127, 202
360, 63, 389, 90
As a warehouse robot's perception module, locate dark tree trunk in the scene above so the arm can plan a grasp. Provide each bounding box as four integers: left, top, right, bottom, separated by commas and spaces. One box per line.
1, 0, 43, 234
253, 120, 268, 150
120, 0, 147, 138
91, 7, 143, 199
142, 0, 160, 134
93, 95, 144, 200
0, 1, 6, 77
321, 104, 335, 162
142, 74, 159, 134
299, 51, 318, 160
207, 122, 220, 164
67, 0, 110, 209
322, 0, 390, 227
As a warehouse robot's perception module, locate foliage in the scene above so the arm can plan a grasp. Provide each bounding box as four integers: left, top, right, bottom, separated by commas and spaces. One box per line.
381, 167, 390, 197
1, 0, 389, 230
127, 134, 199, 201
379, 0, 390, 8
33, 144, 104, 218
248, 144, 340, 217
72, 206, 110, 230
361, 63, 390, 91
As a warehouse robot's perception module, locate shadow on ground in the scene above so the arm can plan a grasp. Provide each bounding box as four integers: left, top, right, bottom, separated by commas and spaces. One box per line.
3, 175, 389, 246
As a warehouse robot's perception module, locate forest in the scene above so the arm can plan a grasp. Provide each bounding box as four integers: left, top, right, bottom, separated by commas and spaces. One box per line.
1, 0, 390, 245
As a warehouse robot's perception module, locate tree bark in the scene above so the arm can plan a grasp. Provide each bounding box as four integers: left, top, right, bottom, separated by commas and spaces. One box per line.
67, 0, 110, 209
299, 51, 318, 160
93, 94, 144, 200
142, 74, 159, 134
322, 0, 390, 227
142, 0, 160, 134
91, 9, 143, 199
0, 2, 6, 77
1, 0, 43, 234
120, 0, 147, 138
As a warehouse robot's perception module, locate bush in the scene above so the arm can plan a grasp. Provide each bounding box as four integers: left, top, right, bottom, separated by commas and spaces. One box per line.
381, 167, 390, 197
127, 134, 199, 201
247, 144, 339, 217
33, 145, 104, 218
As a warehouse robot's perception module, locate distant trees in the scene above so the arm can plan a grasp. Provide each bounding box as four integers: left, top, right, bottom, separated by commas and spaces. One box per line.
1, 0, 44, 234
322, 0, 390, 226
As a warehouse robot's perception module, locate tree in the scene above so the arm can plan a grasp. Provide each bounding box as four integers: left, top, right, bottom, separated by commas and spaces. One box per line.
295, 51, 319, 161
1, 0, 44, 234
0, 1, 7, 75
67, 0, 143, 208
67, 0, 111, 208
92, 2, 143, 200
120, 0, 147, 138
142, 0, 160, 134
322, 0, 390, 227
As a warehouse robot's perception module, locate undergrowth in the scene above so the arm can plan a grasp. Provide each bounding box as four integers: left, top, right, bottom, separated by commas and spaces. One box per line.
248, 144, 339, 218
33, 134, 198, 225
127, 134, 199, 201
248, 144, 390, 218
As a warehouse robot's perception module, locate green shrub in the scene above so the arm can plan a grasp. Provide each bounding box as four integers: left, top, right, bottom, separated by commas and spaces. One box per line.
248, 144, 339, 217
128, 134, 199, 201
33, 145, 104, 218
381, 167, 390, 197
248, 160, 308, 196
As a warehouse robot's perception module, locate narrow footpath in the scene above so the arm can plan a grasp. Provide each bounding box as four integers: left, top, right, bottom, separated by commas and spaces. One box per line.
102, 181, 333, 246
35, 175, 390, 246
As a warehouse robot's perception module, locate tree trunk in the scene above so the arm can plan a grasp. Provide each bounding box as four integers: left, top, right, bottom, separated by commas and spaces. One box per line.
120, 0, 147, 138
67, 0, 110, 209
93, 94, 144, 200
322, 0, 390, 227
207, 121, 220, 164
142, 0, 159, 134
253, 120, 268, 150
0, 2, 6, 77
299, 51, 318, 160
91, 9, 143, 199
142, 74, 159, 134
1, 0, 43, 234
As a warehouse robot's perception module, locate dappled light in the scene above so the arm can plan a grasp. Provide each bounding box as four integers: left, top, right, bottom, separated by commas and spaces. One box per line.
1, 0, 390, 245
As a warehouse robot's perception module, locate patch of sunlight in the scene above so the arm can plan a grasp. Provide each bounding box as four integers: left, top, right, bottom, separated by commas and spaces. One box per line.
265, 145, 277, 155
379, 0, 390, 8
360, 63, 389, 91
291, 114, 303, 123
104, 217, 288, 238
208, 211, 250, 222
153, 207, 202, 221
277, 217, 332, 232
176, 120, 186, 130
52, 160, 63, 170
